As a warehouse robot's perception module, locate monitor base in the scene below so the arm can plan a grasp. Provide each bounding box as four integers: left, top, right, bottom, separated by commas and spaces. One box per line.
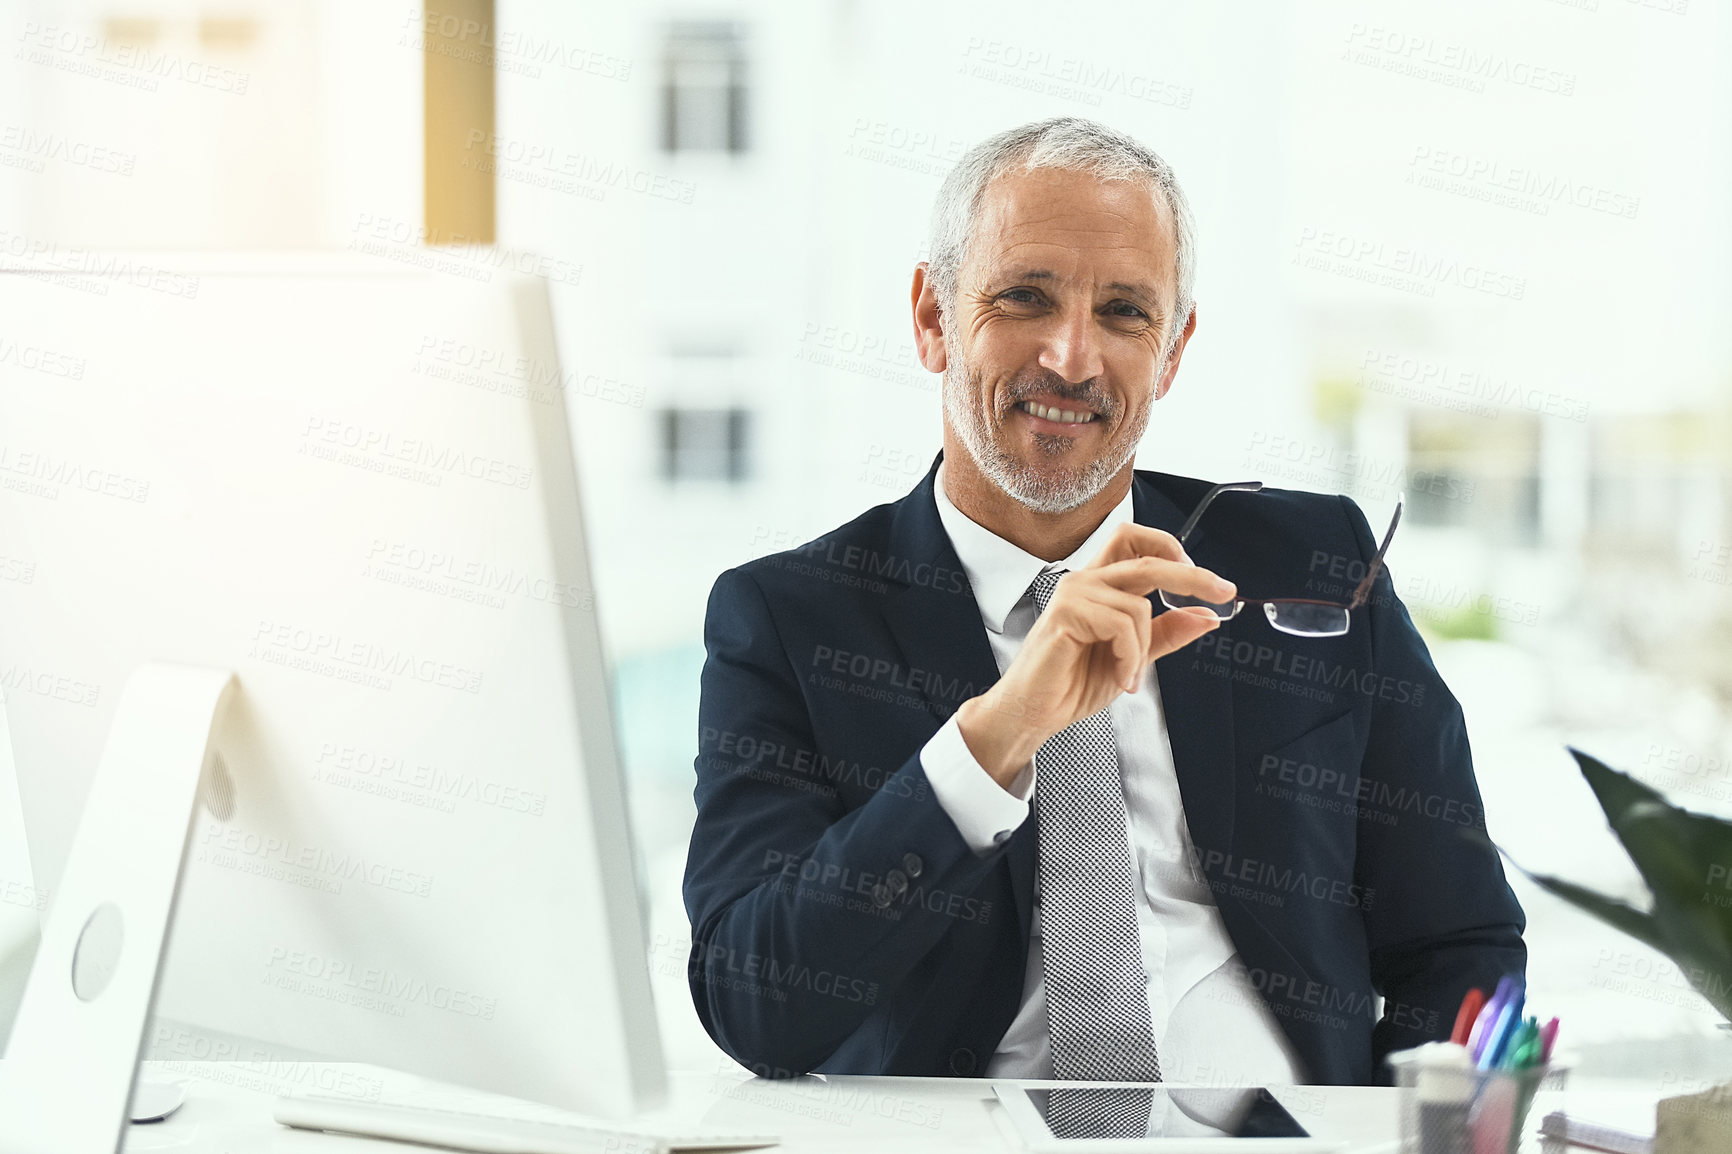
0, 663, 232, 1154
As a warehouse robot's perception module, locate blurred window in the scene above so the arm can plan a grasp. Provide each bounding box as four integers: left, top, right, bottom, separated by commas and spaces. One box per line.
1587, 414, 1724, 560
1408, 412, 1541, 546
660, 21, 748, 153
660, 407, 750, 481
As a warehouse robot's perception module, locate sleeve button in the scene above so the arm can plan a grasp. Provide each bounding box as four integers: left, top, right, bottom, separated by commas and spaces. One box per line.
886, 869, 907, 896
902, 852, 923, 877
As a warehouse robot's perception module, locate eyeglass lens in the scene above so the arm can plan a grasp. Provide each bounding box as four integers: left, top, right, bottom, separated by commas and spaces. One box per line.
1262, 602, 1349, 637
1157, 483, 1401, 639
1157, 591, 1352, 637
1161, 590, 1238, 618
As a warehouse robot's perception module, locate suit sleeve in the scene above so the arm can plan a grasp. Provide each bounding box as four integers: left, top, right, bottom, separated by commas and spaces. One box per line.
1337, 496, 1527, 1080
682, 566, 1012, 1076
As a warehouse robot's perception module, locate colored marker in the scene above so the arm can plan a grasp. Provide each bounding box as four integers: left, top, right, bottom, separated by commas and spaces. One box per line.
1538, 1016, 1560, 1063
1500, 1019, 1537, 1071
1451, 988, 1486, 1046
1469, 977, 1518, 1063
1478, 988, 1525, 1070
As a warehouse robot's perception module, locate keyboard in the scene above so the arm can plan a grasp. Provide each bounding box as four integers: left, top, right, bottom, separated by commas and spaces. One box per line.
273, 1091, 780, 1154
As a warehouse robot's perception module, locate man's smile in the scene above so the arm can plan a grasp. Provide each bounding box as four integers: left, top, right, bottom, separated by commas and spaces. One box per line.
1011, 396, 1105, 434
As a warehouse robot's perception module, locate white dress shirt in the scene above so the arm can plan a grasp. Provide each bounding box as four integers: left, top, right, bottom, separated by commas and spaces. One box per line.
919, 462, 1305, 1085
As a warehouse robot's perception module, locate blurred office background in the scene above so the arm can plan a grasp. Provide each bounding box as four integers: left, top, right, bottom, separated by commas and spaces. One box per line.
5, 0, 1732, 1085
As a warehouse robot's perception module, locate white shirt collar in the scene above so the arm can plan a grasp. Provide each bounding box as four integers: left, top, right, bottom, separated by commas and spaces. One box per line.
933, 458, 1137, 634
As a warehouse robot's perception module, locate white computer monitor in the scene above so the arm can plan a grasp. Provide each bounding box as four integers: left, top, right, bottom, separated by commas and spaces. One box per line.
0, 697, 36, 1053
0, 255, 664, 1118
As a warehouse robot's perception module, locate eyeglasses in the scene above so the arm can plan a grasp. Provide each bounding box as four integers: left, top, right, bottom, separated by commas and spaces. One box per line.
1158, 481, 1403, 638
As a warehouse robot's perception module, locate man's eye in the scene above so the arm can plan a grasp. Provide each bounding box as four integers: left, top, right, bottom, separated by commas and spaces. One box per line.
1000, 288, 1041, 305
1107, 301, 1148, 319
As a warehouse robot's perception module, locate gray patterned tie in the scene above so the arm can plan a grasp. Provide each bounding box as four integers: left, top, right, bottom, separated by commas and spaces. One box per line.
1044, 1088, 1156, 1141
1029, 568, 1162, 1089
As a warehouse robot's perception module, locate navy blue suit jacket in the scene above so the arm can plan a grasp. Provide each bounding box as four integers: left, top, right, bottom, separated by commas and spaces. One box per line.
683, 454, 1524, 1084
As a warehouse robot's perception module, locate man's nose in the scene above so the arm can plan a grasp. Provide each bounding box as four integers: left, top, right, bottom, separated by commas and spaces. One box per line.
1037, 306, 1104, 385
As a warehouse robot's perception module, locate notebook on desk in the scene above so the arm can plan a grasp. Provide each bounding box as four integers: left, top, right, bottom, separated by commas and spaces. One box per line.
1539, 1108, 1654, 1154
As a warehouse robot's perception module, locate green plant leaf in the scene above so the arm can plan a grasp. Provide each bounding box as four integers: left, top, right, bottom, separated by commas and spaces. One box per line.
1617, 802, 1718, 901
1502, 855, 1666, 954
1646, 904, 1732, 1020
1620, 807, 1732, 937
1510, 855, 1732, 1018
1566, 748, 1732, 1019
1570, 747, 1667, 825
1569, 749, 1728, 908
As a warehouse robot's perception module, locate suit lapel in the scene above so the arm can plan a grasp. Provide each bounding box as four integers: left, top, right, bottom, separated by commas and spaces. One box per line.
877, 454, 1037, 936
875, 455, 1003, 727
1138, 476, 1239, 865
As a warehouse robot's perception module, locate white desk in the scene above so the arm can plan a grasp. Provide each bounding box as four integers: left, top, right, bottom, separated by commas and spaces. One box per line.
96, 1060, 1396, 1153
84, 1060, 1636, 1153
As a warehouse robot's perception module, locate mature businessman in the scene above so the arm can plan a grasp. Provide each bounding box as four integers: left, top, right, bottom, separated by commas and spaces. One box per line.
683, 117, 1524, 1087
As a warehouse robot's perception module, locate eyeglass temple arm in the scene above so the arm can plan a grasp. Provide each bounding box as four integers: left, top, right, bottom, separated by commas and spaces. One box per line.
1175, 480, 1263, 544
1348, 497, 1405, 610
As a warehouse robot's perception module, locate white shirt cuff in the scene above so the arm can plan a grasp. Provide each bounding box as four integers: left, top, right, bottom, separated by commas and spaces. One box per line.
920, 714, 1033, 854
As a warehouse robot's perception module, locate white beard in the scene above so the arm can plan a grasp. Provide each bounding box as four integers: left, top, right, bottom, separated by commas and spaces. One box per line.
940, 335, 1153, 515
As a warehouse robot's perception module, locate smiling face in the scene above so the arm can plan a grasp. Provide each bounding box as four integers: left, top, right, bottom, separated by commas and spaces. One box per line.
934, 165, 1191, 514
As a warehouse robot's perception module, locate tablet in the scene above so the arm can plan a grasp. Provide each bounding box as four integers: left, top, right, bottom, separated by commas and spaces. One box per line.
994, 1084, 1343, 1152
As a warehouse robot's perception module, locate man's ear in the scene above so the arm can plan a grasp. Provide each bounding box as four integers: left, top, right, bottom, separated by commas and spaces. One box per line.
911, 263, 948, 374
1153, 304, 1197, 400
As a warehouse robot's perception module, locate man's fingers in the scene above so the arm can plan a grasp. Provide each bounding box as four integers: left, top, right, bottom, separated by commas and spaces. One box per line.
1048, 569, 1214, 690
1063, 581, 1155, 629
1111, 616, 1142, 693
1147, 604, 1222, 661
1038, 596, 1147, 696
1067, 584, 1153, 692
1083, 522, 1186, 567
1134, 610, 1152, 691
1090, 555, 1236, 601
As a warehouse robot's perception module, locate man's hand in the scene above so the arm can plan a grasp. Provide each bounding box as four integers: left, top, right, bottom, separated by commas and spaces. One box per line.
954, 523, 1233, 790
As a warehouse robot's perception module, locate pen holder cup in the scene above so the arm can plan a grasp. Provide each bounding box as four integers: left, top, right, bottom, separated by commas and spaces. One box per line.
1389, 1046, 1568, 1154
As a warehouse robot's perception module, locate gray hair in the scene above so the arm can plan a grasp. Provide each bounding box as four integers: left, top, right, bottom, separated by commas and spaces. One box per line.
926, 117, 1196, 361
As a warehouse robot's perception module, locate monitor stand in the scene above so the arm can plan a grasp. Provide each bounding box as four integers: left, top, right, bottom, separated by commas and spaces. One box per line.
0, 688, 38, 1051
0, 663, 233, 1154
